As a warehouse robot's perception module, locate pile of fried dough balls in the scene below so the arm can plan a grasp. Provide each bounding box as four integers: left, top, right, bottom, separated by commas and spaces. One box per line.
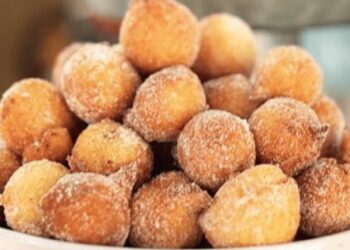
1, 0, 350, 248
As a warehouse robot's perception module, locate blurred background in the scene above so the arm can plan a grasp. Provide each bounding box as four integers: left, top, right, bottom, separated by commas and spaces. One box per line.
0, 0, 349, 122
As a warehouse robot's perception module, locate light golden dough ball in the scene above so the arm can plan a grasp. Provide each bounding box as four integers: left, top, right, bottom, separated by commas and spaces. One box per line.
129, 171, 212, 248
0, 78, 78, 155
193, 13, 256, 80
1, 160, 68, 236
124, 65, 206, 142
200, 164, 300, 248
251, 46, 323, 105
249, 97, 328, 176
69, 119, 153, 187
120, 0, 200, 74
61, 43, 141, 123
0, 148, 21, 192
296, 158, 350, 236
204, 74, 260, 119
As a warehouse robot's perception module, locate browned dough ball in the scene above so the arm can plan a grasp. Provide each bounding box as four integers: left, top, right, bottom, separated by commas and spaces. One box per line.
124, 66, 206, 142
129, 171, 212, 248
0, 148, 21, 192
120, 0, 200, 74
193, 13, 256, 80
1, 160, 68, 236
177, 110, 256, 190
40, 166, 137, 246
251, 46, 323, 105
338, 129, 350, 163
200, 164, 300, 248
312, 95, 345, 157
204, 74, 260, 119
22, 128, 73, 164
61, 43, 141, 123
52, 42, 84, 90
69, 119, 153, 187
249, 97, 329, 176
296, 158, 350, 236
0, 78, 78, 155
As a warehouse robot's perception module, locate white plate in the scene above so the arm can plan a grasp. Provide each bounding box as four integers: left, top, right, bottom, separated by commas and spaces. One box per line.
0, 227, 349, 250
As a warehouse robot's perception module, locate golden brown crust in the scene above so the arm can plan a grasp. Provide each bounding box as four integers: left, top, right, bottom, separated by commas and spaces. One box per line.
200, 164, 300, 247
120, 0, 200, 74
338, 129, 350, 163
249, 97, 328, 176
124, 66, 206, 142
296, 158, 350, 236
251, 46, 323, 105
193, 13, 256, 80
129, 171, 212, 248
0, 148, 21, 192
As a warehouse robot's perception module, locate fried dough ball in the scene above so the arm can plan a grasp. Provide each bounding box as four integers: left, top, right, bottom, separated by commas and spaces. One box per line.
312, 95, 345, 157
22, 128, 73, 164
120, 0, 200, 74
249, 97, 329, 176
338, 129, 350, 163
1, 160, 68, 236
251, 46, 323, 105
61, 43, 141, 123
193, 14, 256, 80
204, 74, 260, 119
40, 166, 137, 246
69, 119, 153, 187
296, 158, 350, 236
0, 78, 78, 155
129, 171, 212, 248
52, 42, 84, 90
124, 66, 206, 142
177, 110, 256, 190
200, 164, 300, 248
0, 149, 21, 192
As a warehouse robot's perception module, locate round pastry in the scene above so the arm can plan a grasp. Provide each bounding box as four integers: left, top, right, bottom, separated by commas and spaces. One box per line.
124, 65, 206, 142
0, 78, 78, 155
249, 97, 328, 176
22, 127, 73, 164
200, 164, 300, 247
338, 129, 350, 163
312, 95, 345, 157
129, 171, 212, 248
296, 158, 350, 236
40, 166, 137, 246
193, 13, 256, 80
69, 119, 153, 187
177, 110, 256, 190
120, 0, 200, 74
0, 148, 21, 192
204, 74, 260, 119
1, 160, 68, 236
61, 43, 141, 123
251, 46, 323, 105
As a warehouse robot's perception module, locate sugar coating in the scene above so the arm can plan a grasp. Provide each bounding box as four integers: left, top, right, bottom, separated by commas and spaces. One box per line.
1, 160, 68, 236
22, 127, 73, 164
124, 65, 206, 142
129, 171, 212, 248
193, 13, 256, 80
296, 158, 350, 236
251, 46, 323, 105
0, 78, 78, 155
249, 97, 329, 176
200, 165, 300, 248
0, 148, 21, 192
204, 74, 261, 119
69, 119, 153, 187
338, 129, 350, 163
40, 169, 136, 246
61, 43, 141, 123
120, 0, 200, 74
177, 110, 256, 190
312, 95, 345, 157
